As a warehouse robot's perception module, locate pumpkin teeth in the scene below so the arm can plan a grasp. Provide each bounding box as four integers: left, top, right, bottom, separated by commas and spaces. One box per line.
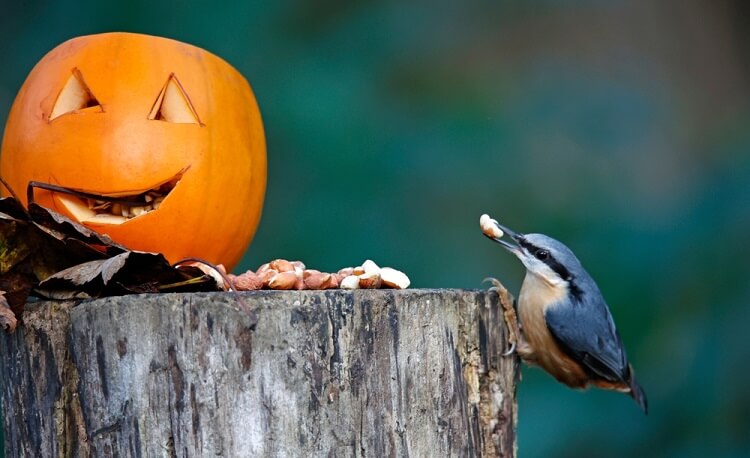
82, 190, 164, 219
54, 173, 181, 225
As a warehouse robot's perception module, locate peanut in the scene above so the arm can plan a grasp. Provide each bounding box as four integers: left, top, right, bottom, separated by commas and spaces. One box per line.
304, 272, 334, 289
269, 259, 296, 273
230, 272, 263, 291
480, 214, 504, 239
362, 259, 380, 274
358, 271, 382, 289
381, 267, 410, 289
340, 275, 360, 289
268, 271, 297, 290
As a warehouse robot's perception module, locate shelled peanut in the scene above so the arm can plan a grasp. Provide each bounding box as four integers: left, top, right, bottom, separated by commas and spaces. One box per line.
226, 259, 410, 291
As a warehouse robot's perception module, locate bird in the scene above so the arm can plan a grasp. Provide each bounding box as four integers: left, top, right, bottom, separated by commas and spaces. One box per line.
480, 214, 648, 413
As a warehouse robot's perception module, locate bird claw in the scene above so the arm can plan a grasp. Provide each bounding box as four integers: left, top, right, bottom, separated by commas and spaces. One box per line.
482, 277, 504, 292
483, 277, 521, 357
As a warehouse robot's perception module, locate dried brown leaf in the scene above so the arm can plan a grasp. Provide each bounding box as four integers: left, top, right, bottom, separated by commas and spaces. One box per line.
0, 197, 31, 221
36, 251, 216, 299
0, 196, 219, 308
0, 291, 17, 333
28, 203, 126, 256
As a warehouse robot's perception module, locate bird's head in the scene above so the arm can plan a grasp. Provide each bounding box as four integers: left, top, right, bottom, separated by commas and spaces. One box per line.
481, 214, 587, 289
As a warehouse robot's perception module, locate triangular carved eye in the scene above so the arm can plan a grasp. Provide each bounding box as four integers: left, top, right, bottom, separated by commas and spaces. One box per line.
148, 74, 202, 124
49, 68, 102, 121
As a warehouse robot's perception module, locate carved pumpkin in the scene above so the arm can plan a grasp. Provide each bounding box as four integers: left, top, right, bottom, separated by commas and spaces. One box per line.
0, 32, 266, 269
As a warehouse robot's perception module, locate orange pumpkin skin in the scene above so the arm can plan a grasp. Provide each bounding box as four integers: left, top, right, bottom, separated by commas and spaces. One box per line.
0, 33, 266, 270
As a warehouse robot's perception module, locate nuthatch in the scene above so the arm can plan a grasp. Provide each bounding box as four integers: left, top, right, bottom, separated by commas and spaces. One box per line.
480, 214, 647, 413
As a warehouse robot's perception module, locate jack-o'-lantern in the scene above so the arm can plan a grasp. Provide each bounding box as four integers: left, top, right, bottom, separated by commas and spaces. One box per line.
0, 32, 266, 270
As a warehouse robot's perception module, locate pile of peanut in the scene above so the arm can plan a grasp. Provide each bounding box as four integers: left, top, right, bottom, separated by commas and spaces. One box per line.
226, 259, 410, 291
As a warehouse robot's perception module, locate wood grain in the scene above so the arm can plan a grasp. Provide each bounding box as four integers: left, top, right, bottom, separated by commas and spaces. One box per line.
0, 290, 517, 457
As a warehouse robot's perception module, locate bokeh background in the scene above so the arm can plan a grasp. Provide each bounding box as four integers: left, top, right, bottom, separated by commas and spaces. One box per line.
1, 1, 749, 456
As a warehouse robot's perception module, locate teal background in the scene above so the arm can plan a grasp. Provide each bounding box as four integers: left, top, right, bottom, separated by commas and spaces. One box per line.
1, 1, 749, 456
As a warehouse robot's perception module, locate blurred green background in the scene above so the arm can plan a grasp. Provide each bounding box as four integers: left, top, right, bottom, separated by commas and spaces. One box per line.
1, 0, 749, 456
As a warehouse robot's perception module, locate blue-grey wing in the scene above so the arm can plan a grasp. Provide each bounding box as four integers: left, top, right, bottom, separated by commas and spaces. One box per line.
544, 295, 629, 383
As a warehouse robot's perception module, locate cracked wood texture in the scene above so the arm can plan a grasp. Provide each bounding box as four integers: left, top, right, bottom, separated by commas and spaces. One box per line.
0, 289, 518, 457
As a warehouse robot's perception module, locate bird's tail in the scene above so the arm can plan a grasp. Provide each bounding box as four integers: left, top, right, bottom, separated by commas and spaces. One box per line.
627, 365, 648, 414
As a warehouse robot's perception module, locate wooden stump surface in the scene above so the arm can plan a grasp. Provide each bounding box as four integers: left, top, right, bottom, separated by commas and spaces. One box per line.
0, 289, 517, 457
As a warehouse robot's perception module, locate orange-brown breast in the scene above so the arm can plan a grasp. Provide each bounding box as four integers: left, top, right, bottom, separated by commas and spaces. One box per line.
518, 273, 590, 389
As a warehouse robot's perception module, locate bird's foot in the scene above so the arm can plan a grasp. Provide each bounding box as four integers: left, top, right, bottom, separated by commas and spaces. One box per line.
483, 277, 521, 356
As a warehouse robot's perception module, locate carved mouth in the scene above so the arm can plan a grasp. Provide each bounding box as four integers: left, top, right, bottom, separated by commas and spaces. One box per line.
52, 168, 187, 225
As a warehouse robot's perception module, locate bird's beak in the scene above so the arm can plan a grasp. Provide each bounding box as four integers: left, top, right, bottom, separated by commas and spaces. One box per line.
480, 214, 524, 256
493, 223, 524, 255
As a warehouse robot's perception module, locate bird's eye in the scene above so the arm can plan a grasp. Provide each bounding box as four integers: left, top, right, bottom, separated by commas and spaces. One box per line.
535, 249, 549, 260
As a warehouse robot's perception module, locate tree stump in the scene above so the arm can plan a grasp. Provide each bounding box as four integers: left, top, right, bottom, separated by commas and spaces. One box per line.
0, 289, 518, 457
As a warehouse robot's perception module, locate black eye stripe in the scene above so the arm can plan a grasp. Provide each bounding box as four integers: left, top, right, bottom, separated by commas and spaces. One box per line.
546, 258, 572, 281
519, 239, 573, 281
518, 238, 537, 252
519, 237, 583, 299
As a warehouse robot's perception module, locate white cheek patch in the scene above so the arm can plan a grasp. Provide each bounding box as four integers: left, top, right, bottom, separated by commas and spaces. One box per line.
523, 258, 567, 288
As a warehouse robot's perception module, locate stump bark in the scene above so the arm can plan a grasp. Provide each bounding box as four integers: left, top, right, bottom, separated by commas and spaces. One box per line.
0, 289, 518, 457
